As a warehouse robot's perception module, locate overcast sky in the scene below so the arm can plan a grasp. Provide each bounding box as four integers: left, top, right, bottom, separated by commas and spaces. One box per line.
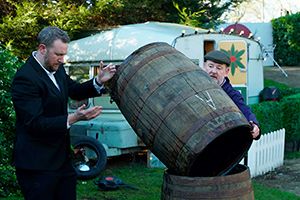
224, 0, 300, 23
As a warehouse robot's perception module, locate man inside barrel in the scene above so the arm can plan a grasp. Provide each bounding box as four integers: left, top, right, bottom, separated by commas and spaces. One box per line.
203, 50, 260, 140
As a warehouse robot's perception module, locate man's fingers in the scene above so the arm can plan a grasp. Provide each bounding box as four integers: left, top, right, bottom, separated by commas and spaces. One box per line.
77, 104, 86, 112
85, 106, 103, 120
100, 61, 103, 70
106, 63, 116, 70
250, 123, 260, 139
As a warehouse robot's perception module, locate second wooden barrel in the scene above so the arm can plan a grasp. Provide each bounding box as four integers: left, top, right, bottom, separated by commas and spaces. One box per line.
161, 164, 255, 200
110, 42, 253, 176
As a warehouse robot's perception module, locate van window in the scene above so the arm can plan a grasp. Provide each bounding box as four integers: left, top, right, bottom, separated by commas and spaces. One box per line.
69, 65, 90, 83
65, 64, 120, 111
68, 65, 90, 109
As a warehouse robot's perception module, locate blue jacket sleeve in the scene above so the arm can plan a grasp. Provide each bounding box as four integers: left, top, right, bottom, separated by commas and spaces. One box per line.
221, 78, 259, 127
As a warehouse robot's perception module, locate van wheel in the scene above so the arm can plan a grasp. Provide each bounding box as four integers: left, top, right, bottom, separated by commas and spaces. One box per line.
71, 136, 107, 180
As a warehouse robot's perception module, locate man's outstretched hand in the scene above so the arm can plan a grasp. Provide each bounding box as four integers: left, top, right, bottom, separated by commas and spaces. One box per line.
96, 61, 116, 85
68, 104, 102, 125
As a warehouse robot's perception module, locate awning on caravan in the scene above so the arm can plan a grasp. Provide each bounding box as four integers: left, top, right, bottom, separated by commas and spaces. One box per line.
65, 22, 204, 63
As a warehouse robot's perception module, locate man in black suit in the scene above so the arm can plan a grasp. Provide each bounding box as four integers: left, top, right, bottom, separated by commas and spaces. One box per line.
11, 26, 116, 200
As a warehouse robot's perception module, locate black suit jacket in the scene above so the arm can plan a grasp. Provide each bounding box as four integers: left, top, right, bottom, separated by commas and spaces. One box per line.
11, 55, 100, 170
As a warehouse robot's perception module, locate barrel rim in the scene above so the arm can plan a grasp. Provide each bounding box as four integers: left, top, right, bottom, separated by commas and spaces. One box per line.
185, 123, 253, 177
164, 164, 250, 179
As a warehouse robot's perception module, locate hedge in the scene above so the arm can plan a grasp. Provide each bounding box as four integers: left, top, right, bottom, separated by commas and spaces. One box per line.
280, 93, 300, 142
252, 85, 300, 143
250, 101, 283, 135
277, 88, 300, 102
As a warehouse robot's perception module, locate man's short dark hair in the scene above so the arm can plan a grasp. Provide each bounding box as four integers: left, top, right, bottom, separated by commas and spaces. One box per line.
37, 26, 70, 47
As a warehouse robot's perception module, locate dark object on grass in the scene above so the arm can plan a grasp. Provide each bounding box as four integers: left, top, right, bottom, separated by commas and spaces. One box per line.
94, 175, 138, 191
262, 86, 279, 101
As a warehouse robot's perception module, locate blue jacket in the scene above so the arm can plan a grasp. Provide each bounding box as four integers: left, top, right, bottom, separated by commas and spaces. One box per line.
221, 77, 259, 127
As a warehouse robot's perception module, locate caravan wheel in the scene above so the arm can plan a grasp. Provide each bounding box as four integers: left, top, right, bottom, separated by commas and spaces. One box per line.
71, 136, 107, 180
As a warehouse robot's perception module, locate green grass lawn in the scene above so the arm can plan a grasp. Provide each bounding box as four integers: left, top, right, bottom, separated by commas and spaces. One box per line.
2, 156, 300, 200
75, 163, 300, 200
75, 152, 300, 200
5, 164, 300, 200
3, 152, 300, 200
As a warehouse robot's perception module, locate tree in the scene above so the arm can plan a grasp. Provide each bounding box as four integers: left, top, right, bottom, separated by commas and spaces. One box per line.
0, 0, 92, 60
0, 0, 22, 22
173, 0, 247, 28
272, 12, 300, 66
0, 0, 248, 60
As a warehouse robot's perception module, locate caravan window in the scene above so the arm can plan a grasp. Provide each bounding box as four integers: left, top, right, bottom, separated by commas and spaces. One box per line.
65, 64, 120, 111
69, 65, 90, 83
67, 65, 90, 109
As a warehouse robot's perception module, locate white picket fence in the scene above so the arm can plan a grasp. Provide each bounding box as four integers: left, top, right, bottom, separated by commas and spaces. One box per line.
240, 128, 286, 177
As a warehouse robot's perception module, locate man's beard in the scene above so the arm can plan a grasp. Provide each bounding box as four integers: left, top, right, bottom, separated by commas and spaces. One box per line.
44, 53, 60, 72
209, 74, 223, 85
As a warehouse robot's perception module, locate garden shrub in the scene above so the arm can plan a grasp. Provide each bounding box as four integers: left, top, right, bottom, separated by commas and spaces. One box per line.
280, 93, 300, 142
277, 88, 300, 102
250, 101, 283, 135
0, 45, 23, 197
258, 81, 300, 151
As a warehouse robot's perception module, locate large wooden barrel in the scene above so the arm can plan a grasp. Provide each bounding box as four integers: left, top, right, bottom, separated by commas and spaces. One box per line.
161, 164, 255, 200
110, 42, 253, 176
